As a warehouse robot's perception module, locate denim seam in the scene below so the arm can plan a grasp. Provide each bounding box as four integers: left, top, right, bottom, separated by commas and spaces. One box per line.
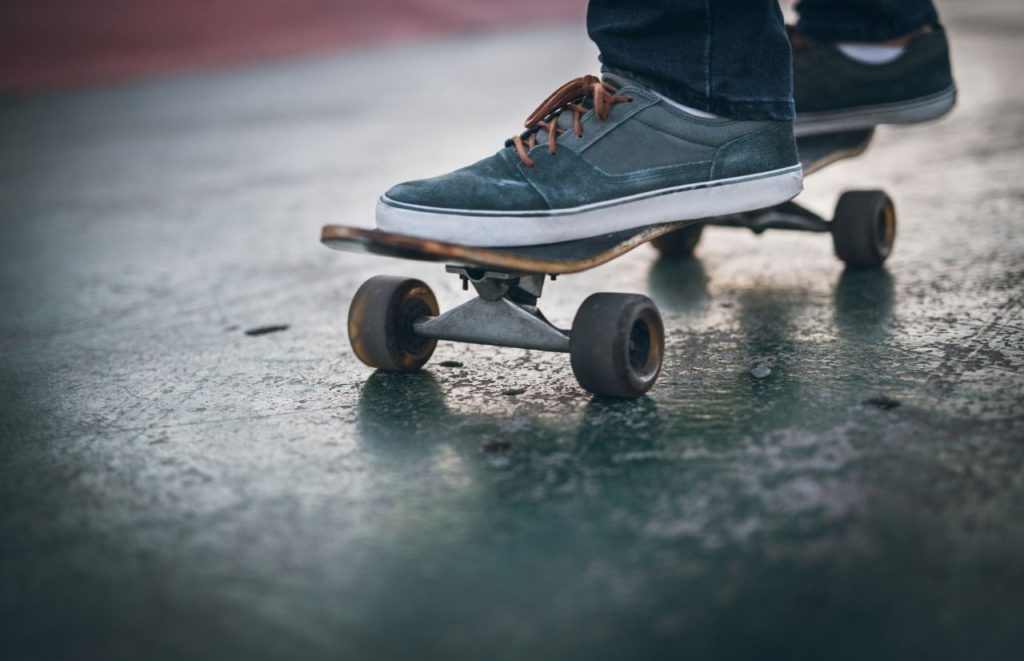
704, 0, 712, 106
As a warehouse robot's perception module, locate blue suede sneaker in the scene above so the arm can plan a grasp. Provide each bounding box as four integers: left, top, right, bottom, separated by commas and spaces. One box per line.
377, 75, 802, 247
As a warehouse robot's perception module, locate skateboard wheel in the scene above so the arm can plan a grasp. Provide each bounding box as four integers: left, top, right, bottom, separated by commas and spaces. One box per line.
347, 276, 439, 372
651, 222, 704, 258
831, 190, 896, 268
570, 293, 664, 398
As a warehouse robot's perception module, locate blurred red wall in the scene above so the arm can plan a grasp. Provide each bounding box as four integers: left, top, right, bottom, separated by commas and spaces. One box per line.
1, 0, 588, 92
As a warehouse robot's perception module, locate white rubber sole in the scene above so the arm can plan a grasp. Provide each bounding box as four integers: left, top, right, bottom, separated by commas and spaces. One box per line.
794, 85, 956, 137
376, 165, 803, 247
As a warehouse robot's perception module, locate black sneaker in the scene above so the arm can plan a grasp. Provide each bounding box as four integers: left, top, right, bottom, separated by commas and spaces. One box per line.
792, 25, 956, 136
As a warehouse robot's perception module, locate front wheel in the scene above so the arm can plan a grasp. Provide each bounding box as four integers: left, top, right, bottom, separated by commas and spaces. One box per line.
570, 293, 664, 398
831, 190, 896, 268
347, 276, 439, 371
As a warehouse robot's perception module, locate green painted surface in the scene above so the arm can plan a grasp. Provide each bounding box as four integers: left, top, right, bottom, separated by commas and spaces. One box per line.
1, 3, 1022, 659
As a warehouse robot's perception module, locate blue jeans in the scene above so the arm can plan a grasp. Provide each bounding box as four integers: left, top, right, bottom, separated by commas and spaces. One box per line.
587, 0, 940, 121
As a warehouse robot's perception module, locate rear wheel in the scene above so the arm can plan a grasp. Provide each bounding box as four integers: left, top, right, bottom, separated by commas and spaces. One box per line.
570, 293, 664, 398
347, 276, 439, 371
651, 222, 704, 258
832, 190, 896, 268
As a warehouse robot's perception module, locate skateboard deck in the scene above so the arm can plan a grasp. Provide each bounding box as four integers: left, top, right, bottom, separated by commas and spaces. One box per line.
321, 129, 874, 275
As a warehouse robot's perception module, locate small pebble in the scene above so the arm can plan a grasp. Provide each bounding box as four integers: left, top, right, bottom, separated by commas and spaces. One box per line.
864, 395, 901, 410
501, 387, 526, 396
244, 324, 289, 336
750, 365, 772, 379
481, 439, 512, 453
439, 360, 463, 368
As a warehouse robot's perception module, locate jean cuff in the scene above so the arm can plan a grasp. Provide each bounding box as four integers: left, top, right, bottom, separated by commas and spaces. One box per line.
602, 66, 795, 121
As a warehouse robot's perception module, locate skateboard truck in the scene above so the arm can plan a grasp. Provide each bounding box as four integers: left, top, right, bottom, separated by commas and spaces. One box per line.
413, 268, 570, 352
346, 269, 664, 398
717, 200, 832, 234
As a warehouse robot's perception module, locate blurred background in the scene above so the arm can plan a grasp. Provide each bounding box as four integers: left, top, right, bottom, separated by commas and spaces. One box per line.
1, 0, 588, 92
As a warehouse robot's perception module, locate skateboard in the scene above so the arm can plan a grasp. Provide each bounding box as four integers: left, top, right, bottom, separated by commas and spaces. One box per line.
322, 129, 896, 398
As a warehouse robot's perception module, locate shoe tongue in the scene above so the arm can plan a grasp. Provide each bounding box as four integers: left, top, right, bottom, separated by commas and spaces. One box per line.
530, 108, 580, 148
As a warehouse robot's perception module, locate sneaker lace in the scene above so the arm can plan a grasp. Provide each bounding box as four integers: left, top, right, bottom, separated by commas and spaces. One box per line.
511, 75, 631, 167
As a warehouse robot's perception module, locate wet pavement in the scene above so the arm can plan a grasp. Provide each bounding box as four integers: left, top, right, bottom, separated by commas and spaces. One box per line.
1, 1, 1023, 659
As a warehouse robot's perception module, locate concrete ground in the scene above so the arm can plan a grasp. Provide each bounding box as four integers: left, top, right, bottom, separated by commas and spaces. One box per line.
1, 1, 1022, 659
